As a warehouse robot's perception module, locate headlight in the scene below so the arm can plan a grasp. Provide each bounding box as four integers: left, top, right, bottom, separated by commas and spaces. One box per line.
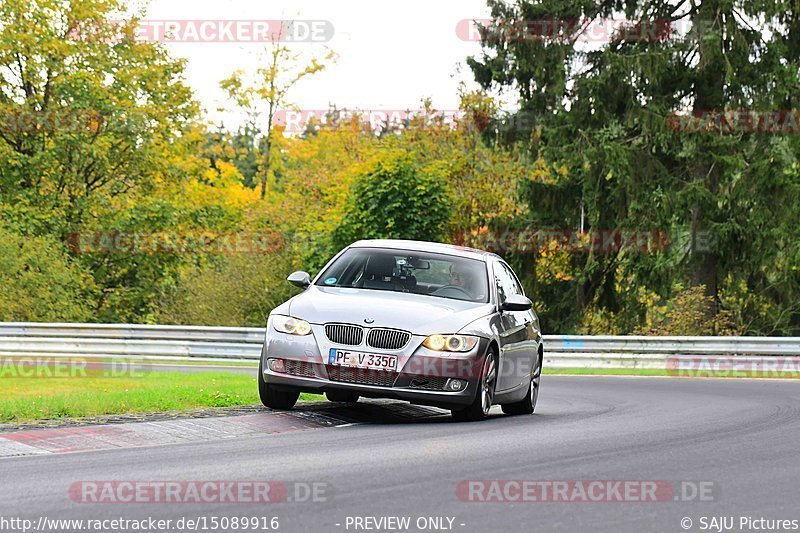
272, 315, 312, 336
422, 334, 479, 352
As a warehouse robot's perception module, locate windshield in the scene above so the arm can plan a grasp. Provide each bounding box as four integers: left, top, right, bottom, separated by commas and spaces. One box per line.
315, 247, 489, 303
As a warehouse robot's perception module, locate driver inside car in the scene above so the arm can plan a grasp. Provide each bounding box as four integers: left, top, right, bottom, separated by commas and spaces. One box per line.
448, 264, 476, 297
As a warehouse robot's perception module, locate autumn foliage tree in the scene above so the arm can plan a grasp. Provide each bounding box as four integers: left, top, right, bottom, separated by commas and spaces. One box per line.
0, 0, 197, 233
220, 37, 334, 199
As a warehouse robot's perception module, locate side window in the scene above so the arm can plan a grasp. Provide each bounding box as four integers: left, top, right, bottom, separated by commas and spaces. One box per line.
502, 263, 524, 297
494, 262, 519, 304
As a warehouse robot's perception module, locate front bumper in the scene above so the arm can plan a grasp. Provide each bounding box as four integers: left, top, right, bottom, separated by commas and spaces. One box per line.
262, 325, 489, 410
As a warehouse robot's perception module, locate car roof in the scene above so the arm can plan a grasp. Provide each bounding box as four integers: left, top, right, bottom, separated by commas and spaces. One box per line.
349, 239, 503, 262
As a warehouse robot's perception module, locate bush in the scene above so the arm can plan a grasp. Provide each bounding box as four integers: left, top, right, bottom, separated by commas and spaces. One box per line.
0, 228, 94, 322
635, 285, 735, 336
332, 152, 452, 249
155, 254, 297, 327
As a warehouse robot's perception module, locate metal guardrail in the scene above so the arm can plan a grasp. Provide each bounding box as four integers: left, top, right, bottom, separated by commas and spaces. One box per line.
0, 323, 264, 361
2, 322, 799, 369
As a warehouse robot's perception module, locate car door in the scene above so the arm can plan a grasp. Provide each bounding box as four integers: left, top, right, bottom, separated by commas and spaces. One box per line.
505, 263, 541, 374
493, 261, 535, 391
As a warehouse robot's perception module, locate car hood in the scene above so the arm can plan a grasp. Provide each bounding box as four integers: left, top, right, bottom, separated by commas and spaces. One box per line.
286, 286, 494, 336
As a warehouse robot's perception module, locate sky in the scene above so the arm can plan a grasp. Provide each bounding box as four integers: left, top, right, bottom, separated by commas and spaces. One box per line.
141, 0, 496, 130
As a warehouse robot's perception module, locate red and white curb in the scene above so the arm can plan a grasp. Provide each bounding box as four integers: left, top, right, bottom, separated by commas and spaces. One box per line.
0, 411, 346, 458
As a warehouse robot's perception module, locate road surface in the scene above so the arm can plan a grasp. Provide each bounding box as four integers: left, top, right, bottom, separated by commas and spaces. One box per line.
2, 376, 799, 533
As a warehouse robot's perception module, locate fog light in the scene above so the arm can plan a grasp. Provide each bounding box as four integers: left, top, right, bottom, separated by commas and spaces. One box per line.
268, 358, 285, 373
446, 379, 466, 391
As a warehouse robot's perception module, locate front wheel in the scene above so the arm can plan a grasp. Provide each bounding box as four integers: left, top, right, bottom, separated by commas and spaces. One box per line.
501, 353, 541, 415
451, 350, 497, 422
258, 360, 299, 409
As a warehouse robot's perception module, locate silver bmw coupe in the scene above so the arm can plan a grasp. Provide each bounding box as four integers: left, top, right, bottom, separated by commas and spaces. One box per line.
259, 239, 543, 421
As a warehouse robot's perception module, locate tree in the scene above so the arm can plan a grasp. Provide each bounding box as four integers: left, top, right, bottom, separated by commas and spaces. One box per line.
0, 0, 198, 233
220, 33, 334, 199
332, 152, 452, 250
467, 0, 800, 333
78, 126, 260, 322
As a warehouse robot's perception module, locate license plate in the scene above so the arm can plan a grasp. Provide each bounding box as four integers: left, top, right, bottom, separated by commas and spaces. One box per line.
328, 349, 398, 371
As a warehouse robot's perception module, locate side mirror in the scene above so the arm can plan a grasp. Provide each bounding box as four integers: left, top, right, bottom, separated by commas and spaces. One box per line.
287, 271, 311, 288
500, 294, 532, 312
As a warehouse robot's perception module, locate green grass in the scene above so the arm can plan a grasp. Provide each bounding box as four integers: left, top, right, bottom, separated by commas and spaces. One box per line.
9, 363, 793, 425
0, 371, 319, 424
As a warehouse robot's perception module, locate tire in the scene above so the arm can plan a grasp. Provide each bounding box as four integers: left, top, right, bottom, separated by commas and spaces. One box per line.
326, 390, 360, 403
258, 360, 299, 409
501, 351, 541, 415
451, 349, 497, 422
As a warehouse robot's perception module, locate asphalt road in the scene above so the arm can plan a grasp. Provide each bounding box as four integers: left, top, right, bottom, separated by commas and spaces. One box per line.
2, 376, 800, 533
